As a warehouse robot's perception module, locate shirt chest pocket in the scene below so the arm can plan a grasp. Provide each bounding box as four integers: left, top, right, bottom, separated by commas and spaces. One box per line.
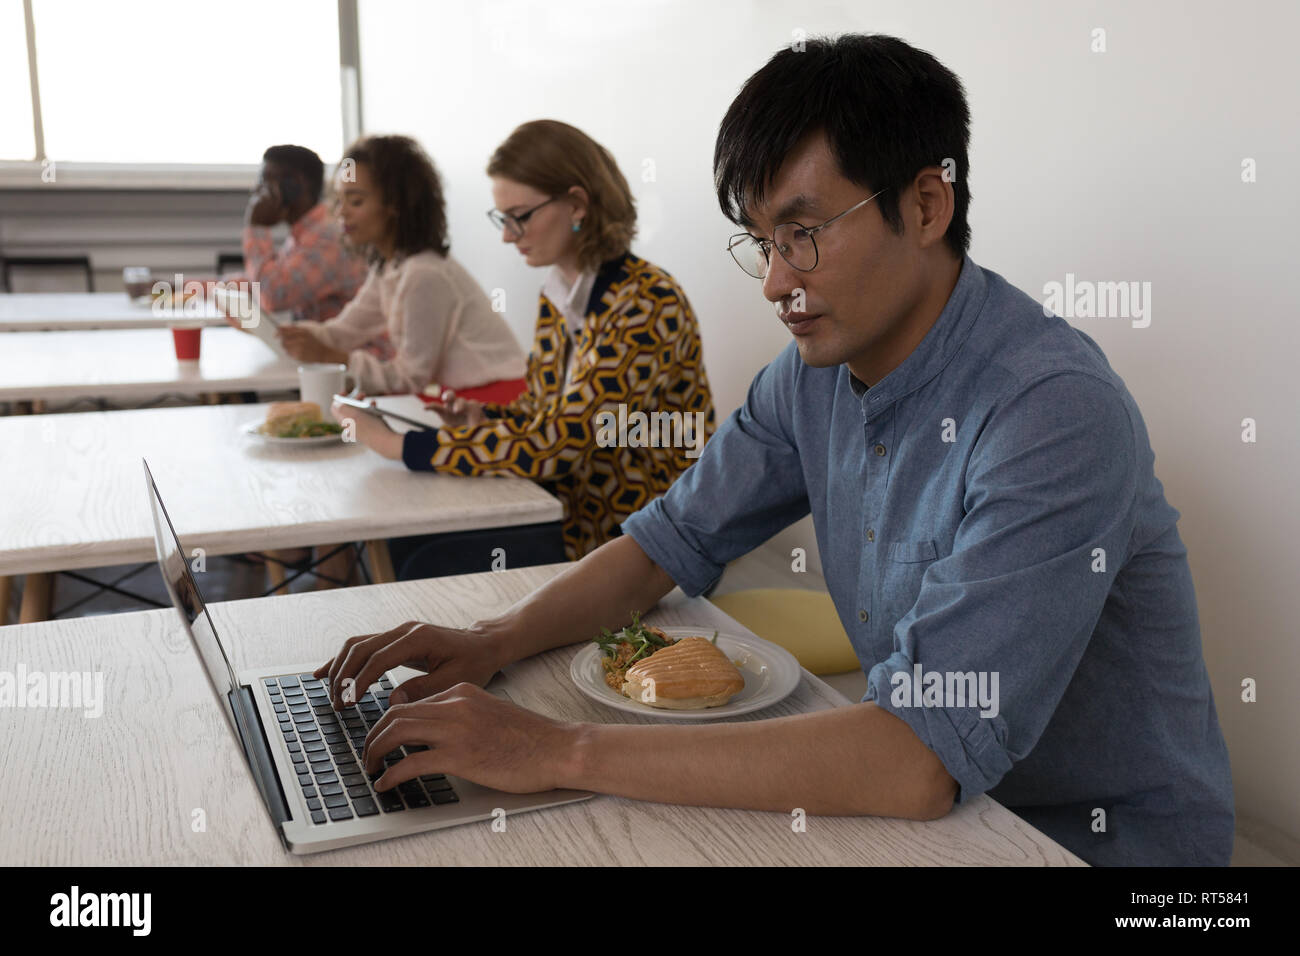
878, 539, 939, 632
887, 540, 938, 563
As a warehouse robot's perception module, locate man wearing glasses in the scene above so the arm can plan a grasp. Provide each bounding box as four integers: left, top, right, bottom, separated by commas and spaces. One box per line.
323, 34, 1233, 867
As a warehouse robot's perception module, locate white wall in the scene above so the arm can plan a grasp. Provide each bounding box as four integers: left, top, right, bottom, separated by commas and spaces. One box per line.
358, 0, 1300, 844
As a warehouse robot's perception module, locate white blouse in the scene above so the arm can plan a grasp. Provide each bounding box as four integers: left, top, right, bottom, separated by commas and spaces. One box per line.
313, 250, 526, 394
541, 265, 597, 387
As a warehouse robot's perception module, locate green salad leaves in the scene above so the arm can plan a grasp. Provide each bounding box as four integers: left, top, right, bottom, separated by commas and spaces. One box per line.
265, 420, 343, 439
594, 611, 719, 666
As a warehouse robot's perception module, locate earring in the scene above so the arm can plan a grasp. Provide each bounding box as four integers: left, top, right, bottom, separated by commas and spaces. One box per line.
571, 221, 582, 233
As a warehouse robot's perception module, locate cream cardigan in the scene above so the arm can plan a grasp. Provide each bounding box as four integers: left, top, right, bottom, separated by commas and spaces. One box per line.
313, 250, 525, 394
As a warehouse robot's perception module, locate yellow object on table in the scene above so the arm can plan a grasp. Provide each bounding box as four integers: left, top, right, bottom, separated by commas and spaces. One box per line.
707, 588, 861, 675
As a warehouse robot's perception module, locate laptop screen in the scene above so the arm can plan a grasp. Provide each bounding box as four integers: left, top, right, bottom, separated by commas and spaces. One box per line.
143, 459, 242, 745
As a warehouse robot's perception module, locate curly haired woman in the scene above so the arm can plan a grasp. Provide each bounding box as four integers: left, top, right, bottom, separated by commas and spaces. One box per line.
280, 134, 526, 399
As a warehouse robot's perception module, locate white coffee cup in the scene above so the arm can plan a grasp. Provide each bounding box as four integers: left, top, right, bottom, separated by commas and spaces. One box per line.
298, 363, 348, 417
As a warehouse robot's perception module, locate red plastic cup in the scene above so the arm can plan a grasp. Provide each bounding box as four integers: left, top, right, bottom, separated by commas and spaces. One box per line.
171, 326, 202, 362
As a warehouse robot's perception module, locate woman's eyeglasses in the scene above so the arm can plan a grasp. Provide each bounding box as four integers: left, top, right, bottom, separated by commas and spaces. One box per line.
487, 196, 561, 239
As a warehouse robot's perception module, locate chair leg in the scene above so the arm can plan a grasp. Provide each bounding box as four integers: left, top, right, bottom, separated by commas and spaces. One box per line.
313, 547, 357, 590
365, 540, 395, 584
265, 554, 290, 595
18, 573, 55, 623
0, 575, 12, 625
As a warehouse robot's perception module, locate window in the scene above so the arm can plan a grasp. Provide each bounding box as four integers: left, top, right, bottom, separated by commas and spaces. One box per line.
0, 0, 35, 161
4, 0, 349, 168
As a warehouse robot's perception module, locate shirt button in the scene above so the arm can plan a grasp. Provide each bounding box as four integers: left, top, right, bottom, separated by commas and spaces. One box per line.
866, 528, 875, 541
858, 609, 869, 623
874, 443, 887, 456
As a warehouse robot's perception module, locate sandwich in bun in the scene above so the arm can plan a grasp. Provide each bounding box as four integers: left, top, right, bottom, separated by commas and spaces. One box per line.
258, 401, 342, 439
621, 636, 745, 709
594, 613, 745, 710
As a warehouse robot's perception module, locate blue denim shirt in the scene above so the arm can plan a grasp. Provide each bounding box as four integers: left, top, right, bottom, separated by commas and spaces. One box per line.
623, 255, 1234, 866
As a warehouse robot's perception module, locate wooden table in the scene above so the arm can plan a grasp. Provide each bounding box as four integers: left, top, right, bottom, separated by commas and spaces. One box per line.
0, 401, 562, 620
0, 292, 227, 331
0, 565, 1085, 865
0, 327, 297, 404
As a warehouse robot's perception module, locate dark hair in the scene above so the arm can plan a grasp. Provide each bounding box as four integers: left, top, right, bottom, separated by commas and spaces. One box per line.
341, 134, 450, 259
262, 144, 325, 202
714, 33, 971, 257
487, 120, 635, 271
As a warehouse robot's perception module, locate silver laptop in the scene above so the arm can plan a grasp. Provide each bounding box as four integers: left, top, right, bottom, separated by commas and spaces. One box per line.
144, 459, 593, 854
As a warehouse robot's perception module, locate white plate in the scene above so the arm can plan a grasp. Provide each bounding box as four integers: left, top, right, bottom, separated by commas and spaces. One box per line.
241, 420, 344, 446
570, 625, 801, 720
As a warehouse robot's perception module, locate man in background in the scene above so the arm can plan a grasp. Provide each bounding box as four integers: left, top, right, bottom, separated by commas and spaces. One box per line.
240, 144, 368, 322
234, 145, 371, 584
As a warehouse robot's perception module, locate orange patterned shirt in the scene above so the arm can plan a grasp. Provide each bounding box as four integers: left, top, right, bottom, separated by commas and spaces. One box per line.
242, 203, 369, 323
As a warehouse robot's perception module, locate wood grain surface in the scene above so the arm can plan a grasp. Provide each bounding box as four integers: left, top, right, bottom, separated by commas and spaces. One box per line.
0, 293, 226, 331
0, 327, 298, 402
0, 564, 1086, 866
0, 402, 561, 575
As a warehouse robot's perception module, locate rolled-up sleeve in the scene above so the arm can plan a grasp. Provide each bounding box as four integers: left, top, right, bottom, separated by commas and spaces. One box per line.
865, 371, 1141, 803
622, 345, 811, 596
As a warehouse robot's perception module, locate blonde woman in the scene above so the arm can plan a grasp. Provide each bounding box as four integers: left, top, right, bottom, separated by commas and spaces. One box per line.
338, 120, 715, 566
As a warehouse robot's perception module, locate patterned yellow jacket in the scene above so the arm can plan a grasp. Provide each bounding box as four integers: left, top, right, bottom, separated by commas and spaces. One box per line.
401, 253, 715, 558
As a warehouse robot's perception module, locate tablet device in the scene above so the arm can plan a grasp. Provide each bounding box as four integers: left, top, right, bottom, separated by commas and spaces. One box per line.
213, 284, 290, 359
332, 394, 436, 431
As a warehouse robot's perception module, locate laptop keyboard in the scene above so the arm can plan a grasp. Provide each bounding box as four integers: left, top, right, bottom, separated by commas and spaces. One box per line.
265, 673, 460, 826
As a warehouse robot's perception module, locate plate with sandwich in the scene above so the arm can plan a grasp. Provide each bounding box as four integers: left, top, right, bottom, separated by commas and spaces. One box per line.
569, 614, 801, 719
243, 401, 345, 445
